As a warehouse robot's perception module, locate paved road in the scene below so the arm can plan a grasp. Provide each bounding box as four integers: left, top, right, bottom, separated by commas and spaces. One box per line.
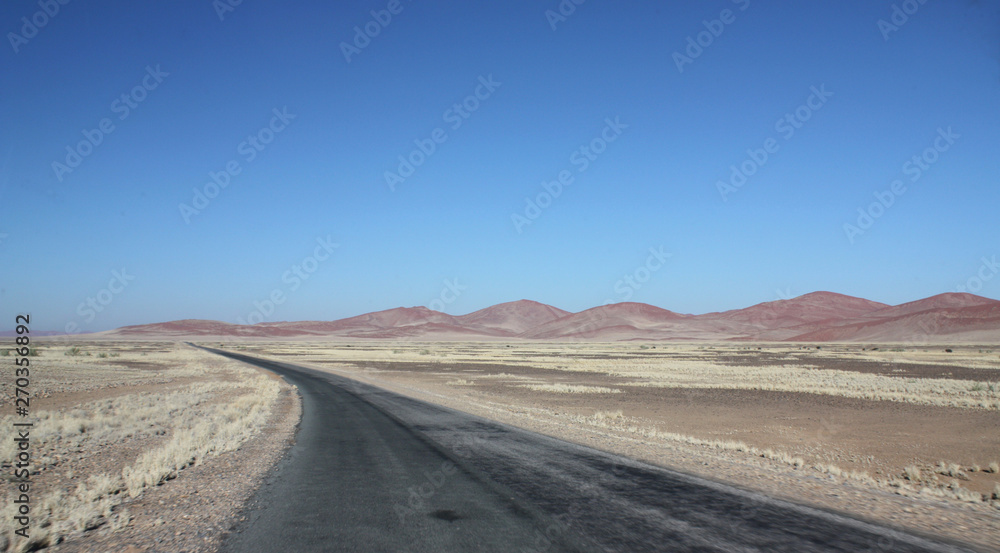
206, 348, 979, 553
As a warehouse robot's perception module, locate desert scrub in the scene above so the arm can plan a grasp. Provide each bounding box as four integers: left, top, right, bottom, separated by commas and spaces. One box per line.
308, 345, 1000, 409
566, 408, 818, 472
576, 359, 1000, 410
0, 369, 282, 552
561, 406, 994, 506
0, 381, 250, 464
121, 374, 280, 494
0, 345, 213, 401
519, 383, 622, 394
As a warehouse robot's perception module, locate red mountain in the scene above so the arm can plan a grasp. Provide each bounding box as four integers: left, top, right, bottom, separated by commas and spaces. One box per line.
789, 295, 1000, 342
98, 293, 1000, 343
862, 292, 999, 319
520, 302, 687, 340
697, 291, 888, 329
457, 300, 570, 335
330, 306, 458, 329
261, 307, 474, 338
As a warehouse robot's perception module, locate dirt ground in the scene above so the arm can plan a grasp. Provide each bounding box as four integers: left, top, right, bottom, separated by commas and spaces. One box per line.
0, 341, 300, 553
226, 341, 1000, 552
5, 339, 997, 551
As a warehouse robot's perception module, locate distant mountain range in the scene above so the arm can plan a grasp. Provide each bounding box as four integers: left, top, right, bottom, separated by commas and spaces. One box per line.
89, 292, 1000, 342
0, 330, 77, 338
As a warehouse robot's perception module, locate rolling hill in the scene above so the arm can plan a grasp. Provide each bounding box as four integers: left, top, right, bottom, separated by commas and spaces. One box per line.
93, 292, 1000, 342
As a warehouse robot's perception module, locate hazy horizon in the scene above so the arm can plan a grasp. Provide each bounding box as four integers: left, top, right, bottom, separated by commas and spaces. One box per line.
3, 1, 999, 332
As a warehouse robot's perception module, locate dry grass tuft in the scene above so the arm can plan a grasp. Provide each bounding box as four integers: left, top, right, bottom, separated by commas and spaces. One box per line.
0, 347, 284, 552
819, 464, 843, 477
590, 410, 624, 422
936, 462, 968, 480
520, 383, 621, 394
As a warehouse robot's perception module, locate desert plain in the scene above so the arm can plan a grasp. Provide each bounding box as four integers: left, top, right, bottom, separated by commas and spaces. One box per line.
0, 341, 299, 553
1, 338, 998, 552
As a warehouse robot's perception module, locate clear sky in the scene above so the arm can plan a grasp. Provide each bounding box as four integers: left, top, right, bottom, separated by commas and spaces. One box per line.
2, 0, 999, 332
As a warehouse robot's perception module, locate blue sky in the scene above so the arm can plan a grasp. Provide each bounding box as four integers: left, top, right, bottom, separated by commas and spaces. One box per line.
2, 0, 999, 331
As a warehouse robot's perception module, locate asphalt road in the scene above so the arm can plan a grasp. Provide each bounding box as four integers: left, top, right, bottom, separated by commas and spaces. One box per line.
206, 348, 979, 553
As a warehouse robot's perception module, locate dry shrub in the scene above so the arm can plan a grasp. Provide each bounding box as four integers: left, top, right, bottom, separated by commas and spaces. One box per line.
520, 383, 621, 394
0, 361, 282, 552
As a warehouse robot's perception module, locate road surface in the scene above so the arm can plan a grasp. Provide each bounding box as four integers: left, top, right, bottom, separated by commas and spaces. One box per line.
204, 347, 979, 553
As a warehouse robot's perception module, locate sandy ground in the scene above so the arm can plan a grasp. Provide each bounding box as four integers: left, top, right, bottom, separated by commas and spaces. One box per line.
223, 341, 1000, 552
0, 342, 300, 553
5, 339, 997, 551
